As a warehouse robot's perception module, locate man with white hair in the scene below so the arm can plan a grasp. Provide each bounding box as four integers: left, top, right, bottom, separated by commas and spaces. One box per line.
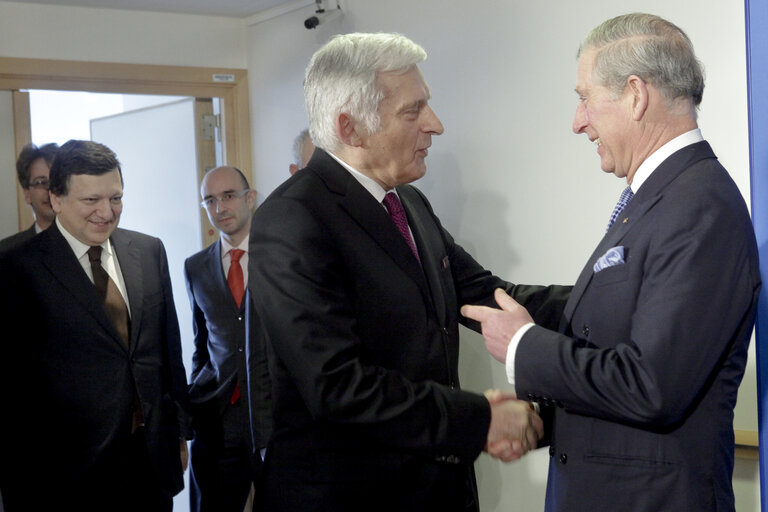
249, 32, 569, 511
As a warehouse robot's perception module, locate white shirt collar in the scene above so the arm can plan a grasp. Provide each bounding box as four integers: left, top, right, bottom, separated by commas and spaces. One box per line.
221, 234, 249, 260
56, 216, 114, 261
327, 151, 390, 203
630, 128, 703, 193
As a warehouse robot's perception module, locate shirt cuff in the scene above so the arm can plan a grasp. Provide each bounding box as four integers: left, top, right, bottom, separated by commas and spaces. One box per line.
505, 322, 535, 392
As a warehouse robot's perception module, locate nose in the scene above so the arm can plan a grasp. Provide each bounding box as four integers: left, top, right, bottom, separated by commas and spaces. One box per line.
573, 101, 588, 134
215, 199, 227, 213
423, 105, 444, 135
95, 199, 113, 217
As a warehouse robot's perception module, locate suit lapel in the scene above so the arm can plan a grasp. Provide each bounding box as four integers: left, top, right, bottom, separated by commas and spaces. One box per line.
39, 224, 125, 347
111, 229, 142, 352
208, 240, 241, 311
561, 141, 717, 330
398, 185, 445, 323
313, 151, 430, 296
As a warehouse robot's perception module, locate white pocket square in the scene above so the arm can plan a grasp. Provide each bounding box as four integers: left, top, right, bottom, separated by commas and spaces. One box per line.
593, 246, 625, 273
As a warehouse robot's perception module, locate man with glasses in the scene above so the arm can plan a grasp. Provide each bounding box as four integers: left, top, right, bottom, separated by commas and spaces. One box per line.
0, 142, 58, 253
185, 166, 271, 512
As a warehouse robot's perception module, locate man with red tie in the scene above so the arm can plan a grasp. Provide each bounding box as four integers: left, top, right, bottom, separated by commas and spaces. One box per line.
184, 166, 271, 512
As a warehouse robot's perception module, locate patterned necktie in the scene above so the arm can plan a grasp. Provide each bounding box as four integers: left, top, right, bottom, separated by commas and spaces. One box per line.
383, 192, 421, 263
87, 245, 130, 347
606, 186, 634, 232
227, 249, 245, 308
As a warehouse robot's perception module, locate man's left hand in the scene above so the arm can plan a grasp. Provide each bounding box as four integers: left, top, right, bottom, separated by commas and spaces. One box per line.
461, 288, 534, 363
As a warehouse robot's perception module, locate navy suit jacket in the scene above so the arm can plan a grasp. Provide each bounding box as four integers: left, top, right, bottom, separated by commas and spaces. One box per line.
515, 141, 761, 511
184, 240, 271, 448
0, 223, 191, 505
249, 149, 569, 511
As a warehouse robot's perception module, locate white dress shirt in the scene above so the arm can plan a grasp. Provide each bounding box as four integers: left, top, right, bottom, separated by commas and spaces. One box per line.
56, 216, 131, 316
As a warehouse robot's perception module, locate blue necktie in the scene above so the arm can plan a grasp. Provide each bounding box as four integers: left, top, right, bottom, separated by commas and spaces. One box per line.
607, 186, 634, 232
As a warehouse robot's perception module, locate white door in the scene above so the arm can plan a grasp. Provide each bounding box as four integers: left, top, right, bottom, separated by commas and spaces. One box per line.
91, 98, 204, 512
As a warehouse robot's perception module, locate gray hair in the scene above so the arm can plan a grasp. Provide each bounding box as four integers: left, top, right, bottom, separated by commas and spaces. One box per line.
292, 128, 312, 166
578, 13, 704, 107
304, 32, 427, 152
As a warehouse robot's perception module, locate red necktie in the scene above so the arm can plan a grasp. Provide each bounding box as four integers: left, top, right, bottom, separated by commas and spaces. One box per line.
227, 248, 245, 405
382, 192, 420, 263
227, 249, 245, 308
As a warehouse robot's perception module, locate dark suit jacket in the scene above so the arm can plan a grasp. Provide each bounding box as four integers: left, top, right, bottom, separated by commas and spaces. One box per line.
249, 149, 568, 511
515, 141, 761, 512
184, 240, 272, 449
0, 223, 36, 255
0, 223, 191, 507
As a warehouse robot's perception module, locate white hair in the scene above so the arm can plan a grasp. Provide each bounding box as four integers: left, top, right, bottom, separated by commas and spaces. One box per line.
304, 32, 427, 152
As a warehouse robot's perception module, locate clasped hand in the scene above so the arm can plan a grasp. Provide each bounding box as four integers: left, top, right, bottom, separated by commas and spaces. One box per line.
484, 389, 543, 463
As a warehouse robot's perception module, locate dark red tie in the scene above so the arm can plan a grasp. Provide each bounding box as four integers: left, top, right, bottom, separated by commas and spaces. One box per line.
227, 249, 245, 308
383, 192, 420, 263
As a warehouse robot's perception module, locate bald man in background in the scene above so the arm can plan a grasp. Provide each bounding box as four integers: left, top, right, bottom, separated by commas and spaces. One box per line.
185, 166, 272, 511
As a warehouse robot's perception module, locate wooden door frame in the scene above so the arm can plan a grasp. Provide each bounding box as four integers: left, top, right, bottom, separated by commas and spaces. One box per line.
0, 56, 253, 231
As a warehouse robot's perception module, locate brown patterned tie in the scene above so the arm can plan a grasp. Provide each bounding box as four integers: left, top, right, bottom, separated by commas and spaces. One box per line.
87, 246, 130, 347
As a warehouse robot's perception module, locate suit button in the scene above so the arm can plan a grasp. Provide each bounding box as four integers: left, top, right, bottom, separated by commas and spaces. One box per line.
582, 325, 590, 337
238, 316, 243, 321
559, 453, 567, 464
527, 393, 535, 401
238, 347, 244, 352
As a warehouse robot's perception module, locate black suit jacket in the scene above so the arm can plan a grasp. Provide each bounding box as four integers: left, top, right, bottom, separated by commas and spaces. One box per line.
0, 223, 36, 255
184, 240, 271, 448
0, 223, 191, 506
515, 141, 761, 511
249, 150, 568, 511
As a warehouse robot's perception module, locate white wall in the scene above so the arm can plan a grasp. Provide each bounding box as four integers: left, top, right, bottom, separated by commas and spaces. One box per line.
0, 91, 18, 238
0, 0, 246, 67
246, 1, 758, 511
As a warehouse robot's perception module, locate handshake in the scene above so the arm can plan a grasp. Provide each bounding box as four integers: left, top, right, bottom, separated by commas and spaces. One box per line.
484, 389, 543, 463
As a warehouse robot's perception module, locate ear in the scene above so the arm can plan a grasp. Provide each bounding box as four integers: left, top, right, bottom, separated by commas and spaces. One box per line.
626, 75, 649, 121
49, 193, 62, 214
288, 164, 299, 175
336, 113, 363, 147
246, 188, 258, 210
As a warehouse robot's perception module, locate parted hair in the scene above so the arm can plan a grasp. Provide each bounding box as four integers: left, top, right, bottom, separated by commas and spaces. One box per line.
49, 139, 123, 196
16, 143, 58, 188
578, 13, 705, 107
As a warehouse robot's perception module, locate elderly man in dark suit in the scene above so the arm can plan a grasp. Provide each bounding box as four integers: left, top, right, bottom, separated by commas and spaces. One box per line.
463, 13, 761, 512
185, 166, 271, 512
249, 32, 570, 512
0, 142, 58, 254
0, 140, 191, 512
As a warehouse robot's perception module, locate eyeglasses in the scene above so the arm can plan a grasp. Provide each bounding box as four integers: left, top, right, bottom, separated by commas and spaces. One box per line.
200, 189, 250, 209
29, 178, 50, 190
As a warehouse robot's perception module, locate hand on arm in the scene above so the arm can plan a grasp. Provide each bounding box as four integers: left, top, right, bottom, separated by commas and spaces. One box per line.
461, 288, 534, 362
484, 389, 543, 463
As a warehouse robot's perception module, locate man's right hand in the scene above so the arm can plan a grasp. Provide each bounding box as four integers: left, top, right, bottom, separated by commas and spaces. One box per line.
484, 389, 543, 463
